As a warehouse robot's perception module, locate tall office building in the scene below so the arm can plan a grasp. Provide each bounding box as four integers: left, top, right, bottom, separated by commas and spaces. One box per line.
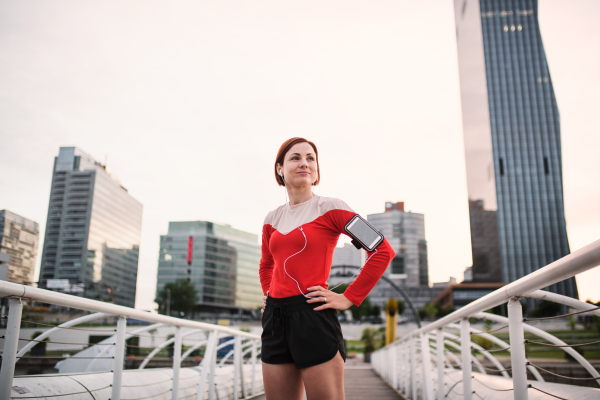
156, 221, 262, 315
328, 243, 364, 288
331, 243, 363, 269
39, 147, 143, 307
367, 202, 428, 287
454, 0, 577, 298
0, 210, 39, 285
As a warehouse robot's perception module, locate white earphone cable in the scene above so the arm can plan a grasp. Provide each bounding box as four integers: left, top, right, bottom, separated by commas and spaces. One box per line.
283, 226, 311, 298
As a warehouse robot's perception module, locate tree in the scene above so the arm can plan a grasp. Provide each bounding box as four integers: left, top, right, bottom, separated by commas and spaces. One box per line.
330, 283, 372, 320
155, 280, 198, 317
361, 326, 386, 355
396, 300, 406, 316
531, 300, 561, 318
419, 303, 438, 321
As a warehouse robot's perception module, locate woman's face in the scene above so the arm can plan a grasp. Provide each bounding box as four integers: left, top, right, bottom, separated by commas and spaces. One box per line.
278, 142, 318, 188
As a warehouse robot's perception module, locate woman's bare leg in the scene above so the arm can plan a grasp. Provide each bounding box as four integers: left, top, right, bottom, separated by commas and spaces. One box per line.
262, 362, 304, 400
300, 351, 345, 400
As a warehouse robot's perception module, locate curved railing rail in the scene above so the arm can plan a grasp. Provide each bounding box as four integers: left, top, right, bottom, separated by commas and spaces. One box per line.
372, 238, 600, 400
0, 280, 263, 400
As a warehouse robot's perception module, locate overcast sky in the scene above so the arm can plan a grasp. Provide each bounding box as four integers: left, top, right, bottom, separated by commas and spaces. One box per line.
1, 0, 598, 311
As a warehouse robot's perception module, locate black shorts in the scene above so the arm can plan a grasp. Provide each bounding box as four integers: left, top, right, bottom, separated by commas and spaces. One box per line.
261, 293, 346, 369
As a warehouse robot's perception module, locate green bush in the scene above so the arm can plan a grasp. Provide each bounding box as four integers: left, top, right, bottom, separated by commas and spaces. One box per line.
472, 335, 494, 350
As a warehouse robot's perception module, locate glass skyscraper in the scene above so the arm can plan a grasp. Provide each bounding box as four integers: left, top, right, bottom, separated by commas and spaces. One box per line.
454, 0, 577, 298
39, 147, 143, 307
156, 221, 262, 316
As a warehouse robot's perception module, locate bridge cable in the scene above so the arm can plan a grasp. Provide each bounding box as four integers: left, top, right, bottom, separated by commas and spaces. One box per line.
527, 362, 600, 381
524, 306, 600, 322
473, 363, 512, 373
525, 338, 600, 347
470, 324, 509, 334
444, 379, 463, 398
487, 346, 511, 353
528, 385, 568, 400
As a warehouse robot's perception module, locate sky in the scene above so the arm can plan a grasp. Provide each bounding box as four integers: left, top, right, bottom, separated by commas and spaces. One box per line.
1, 0, 598, 311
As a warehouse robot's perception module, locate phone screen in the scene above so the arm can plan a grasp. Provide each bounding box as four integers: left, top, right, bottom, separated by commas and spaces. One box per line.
346, 216, 383, 250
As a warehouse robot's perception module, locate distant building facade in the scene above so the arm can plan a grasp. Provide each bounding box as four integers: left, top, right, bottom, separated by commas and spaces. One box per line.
156, 221, 262, 316
328, 243, 364, 289
432, 282, 506, 310
454, 0, 577, 298
0, 210, 39, 285
38, 147, 143, 307
367, 202, 428, 287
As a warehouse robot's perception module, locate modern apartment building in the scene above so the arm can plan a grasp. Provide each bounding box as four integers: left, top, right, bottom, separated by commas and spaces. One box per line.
454, 0, 577, 298
38, 147, 143, 307
367, 202, 428, 287
328, 243, 364, 288
0, 210, 39, 285
156, 221, 262, 315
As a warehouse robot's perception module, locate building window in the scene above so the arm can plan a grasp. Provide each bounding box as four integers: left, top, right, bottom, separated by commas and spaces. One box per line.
499, 158, 505, 176
543, 157, 550, 175
391, 257, 405, 275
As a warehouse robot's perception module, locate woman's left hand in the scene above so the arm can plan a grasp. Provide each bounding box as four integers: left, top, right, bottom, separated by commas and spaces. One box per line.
306, 286, 354, 311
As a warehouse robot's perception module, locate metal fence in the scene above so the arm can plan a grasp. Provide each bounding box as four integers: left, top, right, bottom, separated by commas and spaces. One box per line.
0, 281, 263, 400
372, 238, 600, 400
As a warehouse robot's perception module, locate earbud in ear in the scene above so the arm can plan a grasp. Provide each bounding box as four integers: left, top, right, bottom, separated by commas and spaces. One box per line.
278, 170, 283, 177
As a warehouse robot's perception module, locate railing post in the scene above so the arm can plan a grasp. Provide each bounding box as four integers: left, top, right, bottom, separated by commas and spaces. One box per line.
391, 344, 398, 389
208, 331, 217, 400
401, 343, 406, 395
111, 316, 127, 400
0, 298, 23, 400
172, 326, 182, 400
460, 318, 472, 400
420, 333, 434, 400
437, 329, 444, 400
251, 340, 257, 396
404, 343, 408, 395
196, 330, 216, 400
233, 335, 241, 400
508, 298, 529, 400
410, 337, 417, 400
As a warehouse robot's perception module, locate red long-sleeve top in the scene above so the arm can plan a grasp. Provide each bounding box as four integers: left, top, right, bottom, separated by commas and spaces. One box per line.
259, 195, 395, 307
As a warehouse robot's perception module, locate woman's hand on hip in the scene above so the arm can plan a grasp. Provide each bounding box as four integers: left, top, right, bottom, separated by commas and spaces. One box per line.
261, 291, 268, 314
306, 286, 353, 311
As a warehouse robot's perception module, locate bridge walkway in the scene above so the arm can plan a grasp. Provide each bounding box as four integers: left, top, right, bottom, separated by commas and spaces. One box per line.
251, 359, 403, 400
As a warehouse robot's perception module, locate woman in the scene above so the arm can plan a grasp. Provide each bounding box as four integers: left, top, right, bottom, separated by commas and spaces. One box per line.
259, 137, 395, 400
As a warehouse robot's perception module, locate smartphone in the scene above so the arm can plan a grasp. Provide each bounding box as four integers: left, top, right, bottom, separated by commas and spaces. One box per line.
344, 215, 384, 252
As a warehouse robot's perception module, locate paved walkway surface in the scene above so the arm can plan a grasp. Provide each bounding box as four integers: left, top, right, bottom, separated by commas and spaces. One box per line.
250, 359, 403, 399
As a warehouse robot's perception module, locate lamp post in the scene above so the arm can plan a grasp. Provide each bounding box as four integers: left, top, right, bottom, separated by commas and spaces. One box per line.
166, 288, 171, 317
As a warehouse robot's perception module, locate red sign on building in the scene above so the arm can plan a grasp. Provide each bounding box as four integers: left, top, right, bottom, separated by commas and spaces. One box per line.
187, 236, 193, 265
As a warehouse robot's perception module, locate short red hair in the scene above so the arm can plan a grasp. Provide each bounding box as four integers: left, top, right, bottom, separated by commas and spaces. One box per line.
274, 137, 320, 187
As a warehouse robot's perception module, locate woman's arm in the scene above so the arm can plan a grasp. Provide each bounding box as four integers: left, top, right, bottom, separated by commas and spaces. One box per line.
319, 202, 395, 307
259, 224, 275, 296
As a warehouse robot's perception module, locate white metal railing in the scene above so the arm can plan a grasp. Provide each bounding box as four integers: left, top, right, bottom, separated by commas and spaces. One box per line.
372, 238, 600, 400
0, 281, 263, 400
